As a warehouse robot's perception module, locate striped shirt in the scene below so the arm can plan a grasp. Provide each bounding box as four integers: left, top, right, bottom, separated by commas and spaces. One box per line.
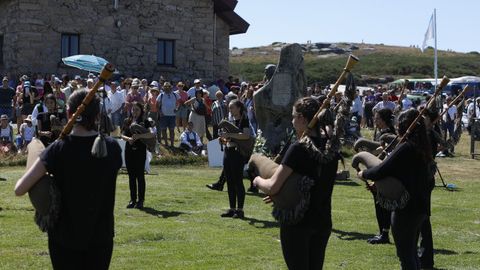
211, 99, 227, 125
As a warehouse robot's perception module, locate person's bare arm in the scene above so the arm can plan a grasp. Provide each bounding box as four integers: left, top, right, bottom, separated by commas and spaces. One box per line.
253, 164, 293, 195
14, 158, 47, 196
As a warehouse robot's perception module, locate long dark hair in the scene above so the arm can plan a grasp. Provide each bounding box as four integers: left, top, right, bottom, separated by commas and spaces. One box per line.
67, 89, 100, 131
293, 97, 319, 123
397, 108, 432, 163
293, 97, 329, 138
229, 99, 247, 120
43, 94, 57, 111
376, 108, 395, 132
126, 102, 145, 125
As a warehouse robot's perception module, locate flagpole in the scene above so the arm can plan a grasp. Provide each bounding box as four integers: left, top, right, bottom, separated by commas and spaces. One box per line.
434, 8, 438, 87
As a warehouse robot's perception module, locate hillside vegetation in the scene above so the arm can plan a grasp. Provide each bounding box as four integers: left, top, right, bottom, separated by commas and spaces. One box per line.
229, 42, 480, 86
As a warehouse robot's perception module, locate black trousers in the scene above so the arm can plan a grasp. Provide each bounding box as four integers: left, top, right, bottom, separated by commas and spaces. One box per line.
48, 238, 113, 270
280, 222, 331, 270
371, 189, 392, 233
223, 148, 245, 209
125, 147, 146, 202
391, 211, 427, 270
212, 124, 220, 139
419, 217, 434, 268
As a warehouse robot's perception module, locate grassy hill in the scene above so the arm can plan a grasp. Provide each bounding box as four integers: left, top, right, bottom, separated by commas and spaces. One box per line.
229, 42, 480, 86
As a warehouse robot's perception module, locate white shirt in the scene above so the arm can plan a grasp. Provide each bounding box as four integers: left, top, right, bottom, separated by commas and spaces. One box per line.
108, 89, 125, 113
180, 130, 202, 148
372, 100, 396, 112
207, 85, 220, 100
0, 125, 11, 138
20, 123, 35, 141
187, 86, 205, 98
442, 104, 457, 122
350, 96, 363, 116
467, 102, 480, 119
31, 103, 48, 127
401, 98, 413, 111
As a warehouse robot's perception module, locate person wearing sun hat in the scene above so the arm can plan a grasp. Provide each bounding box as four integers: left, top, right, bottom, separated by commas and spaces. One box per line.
124, 78, 143, 117
187, 78, 205, 98
0, 114, 15, 154
174, 81, 189, 132
16, 114, 35, 153
156, 81, 179, 147
146, 86, 160, 141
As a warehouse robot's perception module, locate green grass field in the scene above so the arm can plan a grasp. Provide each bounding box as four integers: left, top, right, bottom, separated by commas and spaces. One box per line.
0, 133, 479, 269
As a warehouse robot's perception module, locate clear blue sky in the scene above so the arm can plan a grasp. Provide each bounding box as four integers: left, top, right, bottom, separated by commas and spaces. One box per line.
230, 0, 479, 53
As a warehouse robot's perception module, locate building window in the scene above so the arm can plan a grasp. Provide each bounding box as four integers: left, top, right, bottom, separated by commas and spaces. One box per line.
0, 35, 3, 65
157, 39, 175, 66
61, 34, 79, 58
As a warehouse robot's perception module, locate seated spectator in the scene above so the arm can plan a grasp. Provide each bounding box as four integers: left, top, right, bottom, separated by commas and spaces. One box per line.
0, 114, 16, 154
179, 122, 202, 155
16, 114, 35, 153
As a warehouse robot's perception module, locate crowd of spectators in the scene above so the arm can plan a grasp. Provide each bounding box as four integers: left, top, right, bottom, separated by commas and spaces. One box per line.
0, 73, 261, 157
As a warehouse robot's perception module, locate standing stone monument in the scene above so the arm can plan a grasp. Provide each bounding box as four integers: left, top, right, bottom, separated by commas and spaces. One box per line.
253, 43, 305, 154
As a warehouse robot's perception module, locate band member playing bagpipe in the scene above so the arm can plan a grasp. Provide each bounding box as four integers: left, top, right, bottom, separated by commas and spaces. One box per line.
218, 99, 252, 219
121, 102, 155, 209
353, 107, 396, 244
34, 94, 67, 147
15, 89, 122, 270
358, 108, 434, 270
417, 108, 443, 269
367, 108, 396, 244
253, 97, 339, 269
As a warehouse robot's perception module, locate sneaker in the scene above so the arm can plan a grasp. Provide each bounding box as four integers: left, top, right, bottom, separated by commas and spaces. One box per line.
220, 209, 235, 218
206, 182, 224, 191
232, 209, 244, 219
126, 201, 136, 209
367, 232, 389, 244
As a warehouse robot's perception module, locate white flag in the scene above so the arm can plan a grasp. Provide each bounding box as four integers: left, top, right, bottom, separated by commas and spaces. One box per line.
421, 14, 435, 52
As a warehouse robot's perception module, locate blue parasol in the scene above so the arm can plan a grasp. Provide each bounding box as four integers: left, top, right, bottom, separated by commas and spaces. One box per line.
62, 54, 111, 74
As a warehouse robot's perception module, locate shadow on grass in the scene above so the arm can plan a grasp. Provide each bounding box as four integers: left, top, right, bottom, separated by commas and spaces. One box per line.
434, 248, 458, 255
332, 228, 373, 241
242, 216, 279, 229
140, 207, 186, 218
335, 180, 361, 187
245, 191, 267, 199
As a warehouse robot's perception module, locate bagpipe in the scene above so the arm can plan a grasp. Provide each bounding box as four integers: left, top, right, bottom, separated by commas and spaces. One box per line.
247, 55, 359, 224
351, 76, 452, 210
26, 64, 115, 231
129, 123, 156, 153
353, 133, 397, 155
217, 119, 255, 159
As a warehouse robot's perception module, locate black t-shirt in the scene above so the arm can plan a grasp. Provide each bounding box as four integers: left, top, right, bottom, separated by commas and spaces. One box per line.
0, 87, 15, 107
281, 137, 338, 228
234, 116, 249, 131
122, 118, 152, 151
363, 142, 431, 215
40, 135, 122, 249
38, 110, 66, 146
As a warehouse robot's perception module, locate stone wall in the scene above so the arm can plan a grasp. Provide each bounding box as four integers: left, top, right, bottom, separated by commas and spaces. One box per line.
0, 0, 231, 81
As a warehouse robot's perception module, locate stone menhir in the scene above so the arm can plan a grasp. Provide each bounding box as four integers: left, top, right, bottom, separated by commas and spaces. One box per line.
253, 43, 305, 153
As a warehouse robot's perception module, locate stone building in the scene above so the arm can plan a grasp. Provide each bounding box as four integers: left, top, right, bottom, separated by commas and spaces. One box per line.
0, 0, 248, 81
